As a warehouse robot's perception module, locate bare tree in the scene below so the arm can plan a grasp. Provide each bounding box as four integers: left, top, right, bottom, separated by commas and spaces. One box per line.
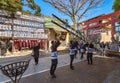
43, 0, 104, 29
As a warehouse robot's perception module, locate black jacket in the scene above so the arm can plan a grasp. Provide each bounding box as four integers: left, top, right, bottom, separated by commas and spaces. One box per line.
33, 44, 40, 58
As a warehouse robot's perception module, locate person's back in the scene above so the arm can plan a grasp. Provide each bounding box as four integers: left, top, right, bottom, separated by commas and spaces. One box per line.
69, 40, 76, 70
69, 41, 75, 55
33, 43, 40, 65
88, 43, 94, 53
33, 44, 40, 56
55, 41, 61, 48
51, 41, 60, 52
74, 41, 78, 48
87, 42, 94, 64
118, 44, 120, 52
50, 40, 61, 78
81, 44, 86, 49
89, 43, 94, 48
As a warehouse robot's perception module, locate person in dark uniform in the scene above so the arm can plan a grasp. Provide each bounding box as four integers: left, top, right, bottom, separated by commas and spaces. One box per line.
33, 43, 40, 65
73, 41, 78, 58
80, 43, 86, 59
69, 40, 76, 70
87, 42, 94, 64
50, 40, 61, 78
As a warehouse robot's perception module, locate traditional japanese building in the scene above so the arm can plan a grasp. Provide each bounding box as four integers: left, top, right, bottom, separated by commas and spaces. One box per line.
44, 16, 69, 51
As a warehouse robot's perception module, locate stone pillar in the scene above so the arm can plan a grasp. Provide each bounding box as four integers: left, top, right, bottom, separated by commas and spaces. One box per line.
66, 32, 70, 46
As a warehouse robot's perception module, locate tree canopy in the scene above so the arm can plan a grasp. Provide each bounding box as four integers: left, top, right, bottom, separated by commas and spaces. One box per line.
112, 0, 120, 11
43, 0, 104, 29
0, 0, 41, 16
43, 0, 104, 40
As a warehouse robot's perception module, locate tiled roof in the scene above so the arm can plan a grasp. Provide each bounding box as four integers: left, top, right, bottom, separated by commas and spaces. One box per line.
44, 16, 67, 32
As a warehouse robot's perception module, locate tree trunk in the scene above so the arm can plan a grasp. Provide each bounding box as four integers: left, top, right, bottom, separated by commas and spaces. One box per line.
73, 15, 77, 29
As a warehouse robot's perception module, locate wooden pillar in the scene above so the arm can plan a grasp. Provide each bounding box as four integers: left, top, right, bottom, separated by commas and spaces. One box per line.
111, 17, 116, 37
86, 28, 88, 38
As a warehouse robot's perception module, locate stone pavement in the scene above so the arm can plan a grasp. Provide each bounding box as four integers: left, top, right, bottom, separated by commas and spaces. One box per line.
0, 50, 32, 64
0, 50, 68, 64
1, 52, 120, 83
6, 56, 120, 83
0, 51, 85, 83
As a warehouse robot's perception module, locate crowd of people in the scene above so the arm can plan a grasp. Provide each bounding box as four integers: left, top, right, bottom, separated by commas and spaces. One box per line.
31, 39, 120, 78
69, 40, 94, 69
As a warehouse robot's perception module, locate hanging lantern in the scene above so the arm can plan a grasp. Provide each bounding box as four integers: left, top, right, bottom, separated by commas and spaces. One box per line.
105, 25, 112, 29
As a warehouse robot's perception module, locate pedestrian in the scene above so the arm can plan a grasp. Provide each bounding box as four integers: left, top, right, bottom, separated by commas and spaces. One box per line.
69, 40, 76, 70
73, 41, 78, 58
100, 42, 106, 56
80, 43, 86, 59
50, 40, 61, 78
118, 44, 120, 52
87, 42, 94, 64
32, 43, 40, 65
77, 40, 81, 53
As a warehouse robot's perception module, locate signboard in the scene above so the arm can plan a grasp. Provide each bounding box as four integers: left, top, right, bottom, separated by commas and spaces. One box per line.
93, 29, 106, 34
20, 15, 44, 22
0, 15, 48, 39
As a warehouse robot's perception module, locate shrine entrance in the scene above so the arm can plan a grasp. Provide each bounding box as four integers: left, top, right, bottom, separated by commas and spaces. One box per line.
79, 10, 120, 43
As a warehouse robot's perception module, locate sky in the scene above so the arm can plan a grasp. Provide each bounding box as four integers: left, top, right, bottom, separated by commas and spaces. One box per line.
35, 0, 115, 24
